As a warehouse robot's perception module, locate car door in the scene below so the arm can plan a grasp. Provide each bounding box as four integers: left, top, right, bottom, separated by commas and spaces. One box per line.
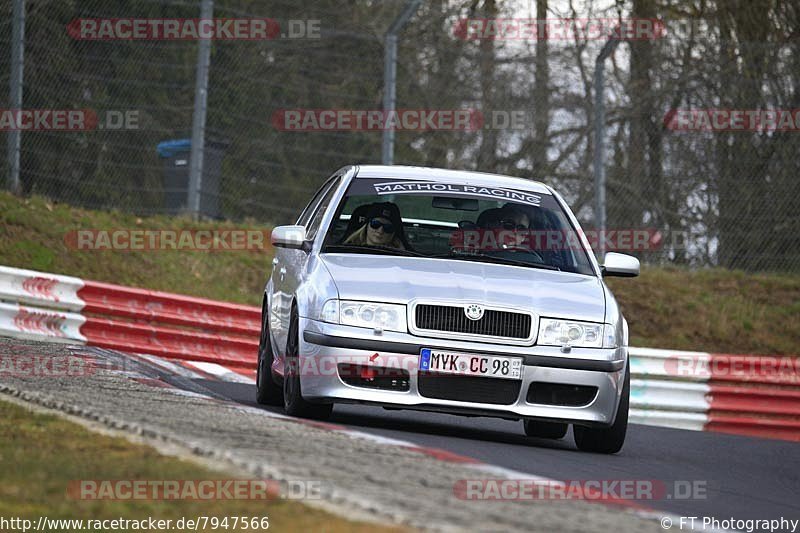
271, 175, 341, 357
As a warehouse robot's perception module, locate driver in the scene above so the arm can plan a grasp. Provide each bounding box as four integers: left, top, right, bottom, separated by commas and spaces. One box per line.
343, 202, 406, 249
480, 206, 549, 265
484, 206, 530, 250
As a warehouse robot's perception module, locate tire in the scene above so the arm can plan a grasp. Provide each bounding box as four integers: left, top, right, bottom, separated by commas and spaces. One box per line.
523, 420, 568, 439
574, 363, 629, 454
256, 305, 283, 406
283, 310, 333, 420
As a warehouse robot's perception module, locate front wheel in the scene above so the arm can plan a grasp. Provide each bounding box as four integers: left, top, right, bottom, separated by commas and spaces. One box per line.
573, 363, 629, 454
256, 308, 282, 406
283, 311, 333, 420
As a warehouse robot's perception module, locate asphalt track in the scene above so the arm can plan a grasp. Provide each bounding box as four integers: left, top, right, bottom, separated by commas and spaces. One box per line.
201, 379, 800, 525
1, 341, 672, 531
2, 339, 798, 530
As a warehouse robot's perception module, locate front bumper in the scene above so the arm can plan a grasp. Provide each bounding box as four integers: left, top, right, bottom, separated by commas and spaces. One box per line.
298, 318, 627, 426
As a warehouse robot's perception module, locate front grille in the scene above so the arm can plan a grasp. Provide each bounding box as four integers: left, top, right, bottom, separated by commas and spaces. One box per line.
526, 382, 598, 407
414, 304, 532, 339
417, 371, 521, 404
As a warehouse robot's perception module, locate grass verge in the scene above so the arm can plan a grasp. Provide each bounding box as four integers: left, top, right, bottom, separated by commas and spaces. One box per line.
607, 267, 799, 355
1, 191, 797, 354
0, 192, 270, 304
0, 399, 403, 532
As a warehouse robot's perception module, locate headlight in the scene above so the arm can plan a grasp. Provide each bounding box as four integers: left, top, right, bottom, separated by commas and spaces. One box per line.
320, 299, 407, 333
320, 299, 340, 323
538, 318, 617, 348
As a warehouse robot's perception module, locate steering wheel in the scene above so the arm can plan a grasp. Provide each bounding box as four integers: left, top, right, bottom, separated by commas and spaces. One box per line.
499, 246, 545, 264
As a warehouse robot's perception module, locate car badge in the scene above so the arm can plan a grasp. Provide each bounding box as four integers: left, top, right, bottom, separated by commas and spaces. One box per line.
464, 304, 485, 321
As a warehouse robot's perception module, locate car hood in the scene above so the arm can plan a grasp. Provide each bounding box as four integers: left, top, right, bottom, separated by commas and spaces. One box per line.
320, 253, 606, 323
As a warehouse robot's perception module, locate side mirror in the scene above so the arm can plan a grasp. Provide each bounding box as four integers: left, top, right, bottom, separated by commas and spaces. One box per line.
602, 252, 640, 277
271, 225, 310, 252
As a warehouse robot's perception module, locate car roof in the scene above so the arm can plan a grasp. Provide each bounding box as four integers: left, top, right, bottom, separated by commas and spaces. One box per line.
353, 165, 552, 195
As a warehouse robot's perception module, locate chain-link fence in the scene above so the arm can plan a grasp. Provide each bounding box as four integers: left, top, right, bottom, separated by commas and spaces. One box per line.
2, 0, 798, 272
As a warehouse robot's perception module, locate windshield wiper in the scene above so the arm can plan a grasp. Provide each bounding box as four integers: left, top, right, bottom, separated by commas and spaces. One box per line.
433, 251, 561, 271
323, 244, 427, 257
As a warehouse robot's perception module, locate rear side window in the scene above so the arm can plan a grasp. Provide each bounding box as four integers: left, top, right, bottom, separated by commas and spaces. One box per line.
296, 176, 339, 227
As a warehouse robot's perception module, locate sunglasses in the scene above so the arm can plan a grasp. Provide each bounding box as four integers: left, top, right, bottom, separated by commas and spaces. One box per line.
492, 219, 529, 231
369, 218, 395, 233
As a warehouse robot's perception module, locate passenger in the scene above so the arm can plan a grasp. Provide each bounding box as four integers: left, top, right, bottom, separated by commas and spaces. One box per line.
343, 202, 406, 249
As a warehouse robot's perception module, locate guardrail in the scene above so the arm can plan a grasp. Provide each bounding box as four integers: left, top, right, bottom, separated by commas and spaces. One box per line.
0, 265, 258, 371
1, 265, 797, 442
630, 347, 800, 441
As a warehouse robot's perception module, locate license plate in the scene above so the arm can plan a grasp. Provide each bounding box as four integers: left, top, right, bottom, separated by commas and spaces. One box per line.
419, 349, 523, 380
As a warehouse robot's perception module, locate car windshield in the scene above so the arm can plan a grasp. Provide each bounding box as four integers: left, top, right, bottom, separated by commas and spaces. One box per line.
321, 177, 595, 276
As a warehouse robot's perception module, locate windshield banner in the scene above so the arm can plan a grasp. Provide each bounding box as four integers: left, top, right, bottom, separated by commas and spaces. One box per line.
348, 178, 554, 208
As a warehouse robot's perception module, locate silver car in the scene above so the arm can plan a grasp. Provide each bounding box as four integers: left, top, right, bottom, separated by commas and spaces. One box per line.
257, 165, 639, 453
